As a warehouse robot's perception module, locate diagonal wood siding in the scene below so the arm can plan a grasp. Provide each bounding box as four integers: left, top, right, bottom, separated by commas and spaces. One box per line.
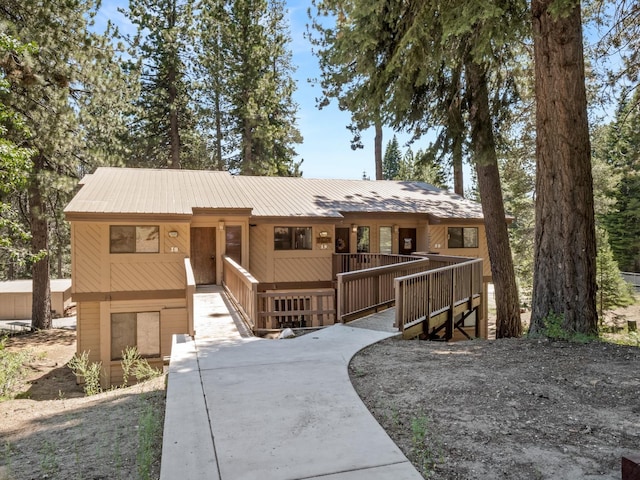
249, 225, 268, 282
74, 223, 103, 293
429, 225, 491, 277
111, 261, 185, 291
273, 257, 332, 283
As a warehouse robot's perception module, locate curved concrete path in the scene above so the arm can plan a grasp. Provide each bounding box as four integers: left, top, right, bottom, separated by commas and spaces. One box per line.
160, 288, 423, 480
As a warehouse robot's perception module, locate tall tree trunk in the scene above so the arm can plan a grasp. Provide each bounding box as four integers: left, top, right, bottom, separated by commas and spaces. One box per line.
243, 120, 253, 174
29, 156, 52, 330
374, 121, 383, 180
451, 113, 464, 196
530, 0, 597, 336
167, 0, 181, 169
465, 59, 522, 338
448, 68, 465, 196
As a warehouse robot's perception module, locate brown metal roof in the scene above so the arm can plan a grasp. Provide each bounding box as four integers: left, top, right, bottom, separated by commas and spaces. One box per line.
64, 167, 485, 220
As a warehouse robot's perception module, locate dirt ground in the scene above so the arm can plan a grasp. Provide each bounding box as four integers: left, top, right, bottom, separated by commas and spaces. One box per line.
0, 329, 165, 480
350, 303, 640, 479
1, 302, 639, 480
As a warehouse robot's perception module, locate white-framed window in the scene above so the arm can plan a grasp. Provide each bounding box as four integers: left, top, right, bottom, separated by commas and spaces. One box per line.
447, 227, 479, 248
110, 226, 159, 253
110, 311, 160, 360
274, 227, 312, 250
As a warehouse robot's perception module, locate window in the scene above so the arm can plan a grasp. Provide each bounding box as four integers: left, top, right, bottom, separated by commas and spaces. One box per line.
274, 227, 312, 250
357, 226, 370, 253
111, 311, 160, 360
379, 226, 392, 254
225, 225, 242, 263
110, 226, 159, 253
447, 227, 479, 248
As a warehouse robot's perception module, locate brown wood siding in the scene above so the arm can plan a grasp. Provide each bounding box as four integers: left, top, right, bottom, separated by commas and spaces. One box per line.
109, 358, 164, 386
429, 224, 491, 277
249, 225, 268, 282
164, 223, 189, 254
273, 257, 333, 283
161, 308, 188, 357
77, 301, 101, 363
73, 223, 103, 293
111, 260, 186, 291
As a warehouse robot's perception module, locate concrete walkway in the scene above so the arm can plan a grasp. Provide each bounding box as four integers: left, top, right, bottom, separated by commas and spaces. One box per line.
160, 287, 423, 480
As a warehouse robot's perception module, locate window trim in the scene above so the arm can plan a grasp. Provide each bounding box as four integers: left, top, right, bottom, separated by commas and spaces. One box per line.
110, 311, 161, 361
109, 225, 160, 254
447, 227, 479, 249
274, 226, 313, 251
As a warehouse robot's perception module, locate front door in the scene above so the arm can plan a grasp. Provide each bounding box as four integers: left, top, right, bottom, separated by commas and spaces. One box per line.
190, 227, 216, 285
335, 227, 350, 253
398, 228, 417, 255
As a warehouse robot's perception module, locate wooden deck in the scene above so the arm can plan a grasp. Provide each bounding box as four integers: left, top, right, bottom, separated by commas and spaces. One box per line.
221, 253, 486, 340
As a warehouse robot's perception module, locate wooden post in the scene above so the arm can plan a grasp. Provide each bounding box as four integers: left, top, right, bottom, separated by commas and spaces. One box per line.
622, 455, 640, 480
629, 320, 637, 333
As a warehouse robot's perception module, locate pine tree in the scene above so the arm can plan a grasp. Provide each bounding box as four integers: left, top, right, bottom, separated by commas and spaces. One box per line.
1, 0, 131, 328
382, 135, 401, 180
530, 0, 598, 336
197, 0, 302, 175
124, 0, 197, 169
0, 34, 36, 279
601, 92, 640, 272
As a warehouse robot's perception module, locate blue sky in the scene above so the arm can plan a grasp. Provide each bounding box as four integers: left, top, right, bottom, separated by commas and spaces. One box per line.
96, 1, 435, 182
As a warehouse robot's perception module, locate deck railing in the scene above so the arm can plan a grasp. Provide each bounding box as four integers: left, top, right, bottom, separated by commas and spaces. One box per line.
336, 257, 436, 322
184, 258, 196, 336
223, 256, 336, 332
257, 289, 336, 331
333, 253, 419, 277
394, 258, 483, 336
222, 256, 259, 330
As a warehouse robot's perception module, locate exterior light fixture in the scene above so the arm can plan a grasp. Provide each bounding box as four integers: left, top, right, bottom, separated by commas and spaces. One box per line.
168, 231, 179, 238
219, 221, 225, 231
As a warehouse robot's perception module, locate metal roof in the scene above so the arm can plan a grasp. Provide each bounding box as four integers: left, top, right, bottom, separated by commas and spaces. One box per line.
64, 167, 485, 220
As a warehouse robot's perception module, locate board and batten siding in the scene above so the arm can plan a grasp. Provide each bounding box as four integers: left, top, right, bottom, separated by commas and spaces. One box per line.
429, 224, 491, 277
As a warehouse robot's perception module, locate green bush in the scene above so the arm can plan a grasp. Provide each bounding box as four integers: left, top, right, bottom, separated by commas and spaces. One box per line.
68, 351, 102, 396
0, 335, 33, 400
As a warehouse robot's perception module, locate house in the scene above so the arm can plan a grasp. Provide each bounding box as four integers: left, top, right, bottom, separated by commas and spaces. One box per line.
64, 167, 494, 385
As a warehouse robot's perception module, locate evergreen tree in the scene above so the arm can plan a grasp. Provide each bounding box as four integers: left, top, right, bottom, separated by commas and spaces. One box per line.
601, 92, 640, 272
382, 135, 401, 180
1, 0, 130, 329
530, 0, 598, 336
198, 0, 302, 175
124, 0, 197, 169
310, 0, 526, 337
0, 34, 36, 279
413, 148, 448, 188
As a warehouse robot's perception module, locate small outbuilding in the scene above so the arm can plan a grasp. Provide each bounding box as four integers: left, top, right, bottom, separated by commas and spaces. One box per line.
0, 279, 73, 320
